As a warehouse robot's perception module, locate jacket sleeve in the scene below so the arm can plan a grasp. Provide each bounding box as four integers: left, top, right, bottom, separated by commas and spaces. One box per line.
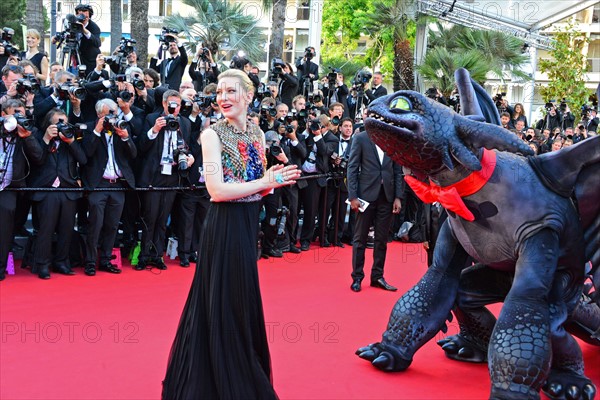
393, 162, 405, 199
346, 135, 361, 199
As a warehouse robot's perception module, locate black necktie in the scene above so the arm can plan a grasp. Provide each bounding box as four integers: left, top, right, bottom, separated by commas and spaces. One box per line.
341, 139, 350, 143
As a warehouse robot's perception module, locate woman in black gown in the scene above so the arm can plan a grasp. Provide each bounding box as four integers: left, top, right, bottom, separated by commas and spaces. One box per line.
162, 69, 300, 399
21, 29, 49, 83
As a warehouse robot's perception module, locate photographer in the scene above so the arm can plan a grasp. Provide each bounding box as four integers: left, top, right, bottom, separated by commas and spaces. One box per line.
321, 69, 348, 112
296, 46, 319, 97
136, 89, 194, 271
0, 65, 25, 104
536, 103, 563, 132
261, 130, 291, 258
59, 4, 101, 74
80, 99, 136, 276
259, 97, 279, 133
189, 46, 219, 93
0, 99, 43, 281
0, 27, 20, 71
270, 59, 298, 109
29, 108, 87, 279
150, 30, 188, 91
364, 72, 386, 103
33, 70, 84, 128
581, 107, 598, 133
107, 38, 139, 75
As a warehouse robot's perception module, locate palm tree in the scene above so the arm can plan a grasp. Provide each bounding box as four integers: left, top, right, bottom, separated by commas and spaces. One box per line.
364, 0, 417, 91
417, 47, 490, 96
130, 0, 149, 67
261, 0, 287, 68
164, 0, 264, 65
26, 0, 45, 51
110, 0, 123, 51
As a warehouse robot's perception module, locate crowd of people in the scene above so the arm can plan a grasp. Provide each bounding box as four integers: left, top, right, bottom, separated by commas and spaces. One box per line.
0, 9, 597, 289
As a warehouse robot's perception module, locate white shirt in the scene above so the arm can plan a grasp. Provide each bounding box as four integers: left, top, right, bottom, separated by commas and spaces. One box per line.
0, 139, 16, 191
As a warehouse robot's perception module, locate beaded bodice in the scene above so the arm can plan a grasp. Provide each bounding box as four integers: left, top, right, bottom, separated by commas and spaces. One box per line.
213, 119, 266, 202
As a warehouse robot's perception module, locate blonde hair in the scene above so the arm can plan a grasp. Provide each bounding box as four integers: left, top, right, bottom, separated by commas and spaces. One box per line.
218, 69, 254, 94
26, 29, 41, 41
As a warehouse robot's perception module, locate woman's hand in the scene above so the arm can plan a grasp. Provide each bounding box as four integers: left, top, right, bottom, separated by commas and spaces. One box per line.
261, 164, 300, 189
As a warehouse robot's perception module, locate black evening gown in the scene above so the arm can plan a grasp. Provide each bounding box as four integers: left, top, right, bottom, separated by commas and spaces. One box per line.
162, 120, 277, 400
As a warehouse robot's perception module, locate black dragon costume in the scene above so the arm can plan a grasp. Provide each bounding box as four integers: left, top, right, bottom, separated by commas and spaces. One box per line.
356, 68, 599, 400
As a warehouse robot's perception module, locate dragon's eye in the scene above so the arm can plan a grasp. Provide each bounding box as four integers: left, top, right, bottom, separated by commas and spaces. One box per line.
390, 97, 412, 111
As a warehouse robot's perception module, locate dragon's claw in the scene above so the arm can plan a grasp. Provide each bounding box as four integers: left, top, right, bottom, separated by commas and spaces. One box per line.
542, 370, 597, 400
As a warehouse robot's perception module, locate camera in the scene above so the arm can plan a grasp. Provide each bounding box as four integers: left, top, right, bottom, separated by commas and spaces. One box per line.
493, 92, 506, 108
131, 77, 145, 90
426, 87, 439, 99
1, 27, 19, 57
352, 70, 372, 91
260, 104, 277, 118
275, 206, 289, 237
56, 119, 85, 140
160, 27, 179, 49
117, 90, 133, 102
307, 93, 322, 104
308, 120, 321, 133
331, 152, 348, 170
198, 47, 210, 62
13, 113, 34, 131
277, 115, 295, 134
327, 67, 338, 86
269, 143, 282, 157
545, 102, 555, 112
16, 78, 35, 95
581, 105, 592, 119
331, 116, 340, 126
105, 37, 137, 74
165, 115, 180, 131
57, 81, 87, 101
175, 137, 189, 170
269, 58, 286, 80
193, 93, 217, 109
103, 113, 128, 131
304, 47, 314, 60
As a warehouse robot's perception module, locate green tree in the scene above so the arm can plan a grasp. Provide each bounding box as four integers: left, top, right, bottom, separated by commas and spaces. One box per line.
165, 0, 264, 65
0, 0, 26, 51
538, 24, 591, 110
417, 47, 490, 96
130, 0, 149, 66
363, 0, 417, 91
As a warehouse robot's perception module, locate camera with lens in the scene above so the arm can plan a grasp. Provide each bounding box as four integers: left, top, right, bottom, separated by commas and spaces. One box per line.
330, 151, 348, 171
307, 92, 323, 104
193, 93, 217, 109
352, 70, 372, 91
198, 47, 211, 62
57, 80, 87, 101
304, 47, 314, 60
1, 27, 19, 57
103, 112, 128, 131
545, 102, 555, 112
160, 27, 179, 49
165, 115, 180, 131
131, 77, 145, 91
269, 58, 286, 80
175, 137, 189, 170
119, 37, 136, 54
256, 85, 273, 102
117, 90, 133, 102
269, 143, 282, 157
581, 104, 591, 120
493, 92, 506, 108
275, 206, 289, 238
559, 98, 568, 113
56, 119, 85, 140
13, 113, 34, 131
327, 67, 339, 86
260, 104, 277, 118
16, 78, 34, 95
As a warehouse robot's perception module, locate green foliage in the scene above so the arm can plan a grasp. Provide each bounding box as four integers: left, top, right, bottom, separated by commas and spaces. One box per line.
319, 54, 366, 84
164, 0, 264, 63
538, 24, 591, 110
418, 47, 489, 96
0, 0, 26, 51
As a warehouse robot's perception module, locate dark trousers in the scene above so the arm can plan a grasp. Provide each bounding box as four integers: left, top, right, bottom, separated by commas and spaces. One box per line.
121, 191, 141, 242
140, 190, 177, 261
280, 184, 299, 247
33, 192, 77, 268
13, 192, 31, 234
351, 188, 393, 282
261, 189, 281, 252
85, 180, 126, 266
299, 178, 322, 244
0, 190, 17, 271
177, 192, 209, 257
329, 189, 349, 243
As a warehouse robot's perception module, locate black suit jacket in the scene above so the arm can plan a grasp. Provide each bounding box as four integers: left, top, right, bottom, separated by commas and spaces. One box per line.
78, 20, 102, 73
80, 123, 138, 188
188, 61, 218, 92
347, 131, 403, 203
278, 73, 299, 108
150, 47, 189, 90
295, 58, 319, 94
136, 112, 192, 187
365, 85, 388, 104
333, 136, 352, 192
29, 131, 87, 201
3, 133, 44, 188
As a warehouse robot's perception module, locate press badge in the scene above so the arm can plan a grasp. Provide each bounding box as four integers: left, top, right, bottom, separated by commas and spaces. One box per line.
52, 177, 61, 187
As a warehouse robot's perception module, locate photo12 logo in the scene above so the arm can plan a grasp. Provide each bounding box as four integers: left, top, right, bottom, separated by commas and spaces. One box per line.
1, 321, 140, 344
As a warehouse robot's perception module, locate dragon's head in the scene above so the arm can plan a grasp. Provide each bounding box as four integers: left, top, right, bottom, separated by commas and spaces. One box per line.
365, 74, 533, 177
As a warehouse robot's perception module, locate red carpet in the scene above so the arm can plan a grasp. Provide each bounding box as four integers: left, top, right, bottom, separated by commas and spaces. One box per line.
1, 242, 598, 399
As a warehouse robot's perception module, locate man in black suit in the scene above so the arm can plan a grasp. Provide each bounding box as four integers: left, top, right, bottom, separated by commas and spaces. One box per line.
135, 89, 194, 270
188, 46, 218, 93
80, 99, 137, 276
296, 47, 319, 97
150, 36, 189, 91
347, 130, 403, 292
298, 115, 337, 251
0, 100, 44, 281
277, 63, 298, 109
72, 4, 102, 74
29, 108, 88, 279
365, 72, 387, 104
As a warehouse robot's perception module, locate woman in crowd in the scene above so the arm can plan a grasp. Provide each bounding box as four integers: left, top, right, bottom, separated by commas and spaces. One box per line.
511, 102, 528, 128
21, 29, 48, 83
162, 69, 300, 399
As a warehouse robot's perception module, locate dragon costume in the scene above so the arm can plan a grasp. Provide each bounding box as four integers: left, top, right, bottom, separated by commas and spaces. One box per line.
356, 69, 599, 400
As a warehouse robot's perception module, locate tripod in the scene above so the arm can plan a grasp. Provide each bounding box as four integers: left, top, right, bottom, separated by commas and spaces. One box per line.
59, 40, 81, 73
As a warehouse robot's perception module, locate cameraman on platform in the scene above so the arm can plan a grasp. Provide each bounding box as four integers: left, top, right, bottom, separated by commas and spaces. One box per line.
270, 59, 298, 109
321, 69, 348, 113
72, 4, 101, 74
296, 47, 319, 97
189, 46, 218, 93
364, 72, 386, 103
0, 99, 43, 281
536, 103, 563, 133
150, 30, 188, 91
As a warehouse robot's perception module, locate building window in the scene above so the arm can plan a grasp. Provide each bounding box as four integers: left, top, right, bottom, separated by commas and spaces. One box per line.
295, 29, 309, 61
123, 0, 130, 20
297, 0, 310, 21
159, 0, 173, 16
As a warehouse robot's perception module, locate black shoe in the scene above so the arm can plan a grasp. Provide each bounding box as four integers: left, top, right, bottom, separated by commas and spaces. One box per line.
179, 257, 190, 267
53, 264, 75, 275
321, 240, 331, 248
99, 262, 122, 274
38, 265, 50, 280
0, 270, 5, 281
287, 245, 301, 254
84, 264, 96, 276
155, 260, 168, 270
351, 279, 361, 292
189, 253, 198, 263
300, 241, 310, 251
335, 241, 345, 248
134, 261, 146, 271
370, 278, 397, 291
265, 249, 283, 258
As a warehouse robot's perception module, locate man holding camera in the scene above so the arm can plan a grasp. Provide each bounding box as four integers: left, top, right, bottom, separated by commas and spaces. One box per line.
72, 4, 102, 74
0, 100, 43, 281
536, 103, 564, 132
136, 89, 194, 271
322, 70, 349, 112
271, 60, 298, 109
80, 98, 136, 276
189, 46, 219, 93
364, 72, 387, 103
296, 47, 319, 97
150, 32, 188, 92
